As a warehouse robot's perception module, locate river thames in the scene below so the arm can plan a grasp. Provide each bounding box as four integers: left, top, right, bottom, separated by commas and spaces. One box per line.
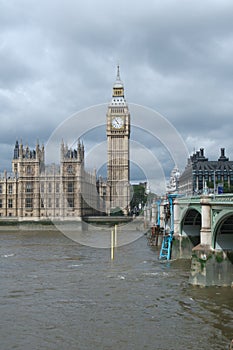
0, 230, 232, 350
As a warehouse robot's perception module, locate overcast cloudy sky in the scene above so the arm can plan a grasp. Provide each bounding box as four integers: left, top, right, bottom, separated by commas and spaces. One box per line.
1, 0, 233, 183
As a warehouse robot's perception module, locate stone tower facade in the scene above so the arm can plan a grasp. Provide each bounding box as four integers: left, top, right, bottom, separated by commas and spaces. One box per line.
11, 140, 45, 219
106, 66, 130, 214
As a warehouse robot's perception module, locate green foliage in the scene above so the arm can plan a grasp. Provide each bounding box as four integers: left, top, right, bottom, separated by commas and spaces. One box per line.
215, 252, 224, 263
223, 183, 233, 193
130, 184, 147, 211
192, 252, 213, 271
207, 181, 233, 193
110, 207, 124, 216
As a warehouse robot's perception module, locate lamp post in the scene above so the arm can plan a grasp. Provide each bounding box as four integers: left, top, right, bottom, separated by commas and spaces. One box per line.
175, 169, 180, 192
213, 170, 216, 198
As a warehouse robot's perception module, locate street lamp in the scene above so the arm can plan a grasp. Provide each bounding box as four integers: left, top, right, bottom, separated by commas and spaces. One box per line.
175, 169, 180, 192
213, 170, 216, 198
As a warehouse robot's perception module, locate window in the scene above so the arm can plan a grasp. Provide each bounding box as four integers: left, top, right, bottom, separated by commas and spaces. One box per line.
67, 165, 73, 174
48, 183, 52, 193
8, 199, 13, 208
25, 198, 32, 208
41, 183, 44, 193
48, 198, 52, 208
0, 199, 2, 208
67, 197, 74, 208
56, 183, 59, 193
8, 184, 13, 194
56, 198, 59, 208
0, 184, 2, 194
26, 182, 32, 193
41, 198, 44, 208
68, 182, 73, 193
27, 166, 32, 174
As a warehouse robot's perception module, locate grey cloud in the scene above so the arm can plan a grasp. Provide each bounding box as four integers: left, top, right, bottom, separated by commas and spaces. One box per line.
0, 0, 233, 179
0, 48, 33, 88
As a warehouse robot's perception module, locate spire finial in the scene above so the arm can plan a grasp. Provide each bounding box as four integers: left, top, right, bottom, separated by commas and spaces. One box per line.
117, 64, 120, 81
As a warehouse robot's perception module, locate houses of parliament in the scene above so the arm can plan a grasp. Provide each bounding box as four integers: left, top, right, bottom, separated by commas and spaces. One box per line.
0, 67, 131, 220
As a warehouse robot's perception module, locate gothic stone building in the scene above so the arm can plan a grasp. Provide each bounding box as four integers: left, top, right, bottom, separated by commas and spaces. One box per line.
0, 140, 99, 220
0, 67, 131, 220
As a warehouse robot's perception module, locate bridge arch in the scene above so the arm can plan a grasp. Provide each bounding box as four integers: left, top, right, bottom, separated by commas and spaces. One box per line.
213, 211, 233, 250
180, 207, 201, 246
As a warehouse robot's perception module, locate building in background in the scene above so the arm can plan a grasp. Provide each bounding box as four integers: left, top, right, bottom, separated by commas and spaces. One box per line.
179, 148, 233, 195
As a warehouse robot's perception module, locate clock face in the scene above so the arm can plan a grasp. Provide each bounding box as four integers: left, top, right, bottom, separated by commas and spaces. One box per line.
112, 116, 124, 129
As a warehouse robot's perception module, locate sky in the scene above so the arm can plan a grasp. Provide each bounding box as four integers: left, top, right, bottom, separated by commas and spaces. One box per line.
1, 0, 233, 187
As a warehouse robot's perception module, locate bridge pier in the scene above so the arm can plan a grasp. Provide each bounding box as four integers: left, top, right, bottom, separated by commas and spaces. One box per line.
173, 199, 180, 237
172, 194, 233, 286
189, 246, 233, 287
189, 195, 233, 286
200, 195, 212, 247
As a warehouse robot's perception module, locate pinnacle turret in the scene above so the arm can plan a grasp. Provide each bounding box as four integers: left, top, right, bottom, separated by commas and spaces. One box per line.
111, 65, 126, 105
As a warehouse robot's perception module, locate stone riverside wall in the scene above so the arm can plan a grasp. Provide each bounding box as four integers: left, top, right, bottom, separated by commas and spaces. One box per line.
189, 246, 233, 287
171, 236, 200, 260
0, 221, 56, 231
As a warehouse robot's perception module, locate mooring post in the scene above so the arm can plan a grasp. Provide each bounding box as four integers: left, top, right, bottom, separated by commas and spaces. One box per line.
111, 229, 114, 260
114, 224, 117, 247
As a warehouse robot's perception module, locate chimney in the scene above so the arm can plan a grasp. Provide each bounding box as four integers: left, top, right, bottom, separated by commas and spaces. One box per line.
218, 148, 229, 161
200, 148, 204, 157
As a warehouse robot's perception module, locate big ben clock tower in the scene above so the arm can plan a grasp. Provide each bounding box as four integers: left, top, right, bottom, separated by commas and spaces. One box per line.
107, 66, 130, 215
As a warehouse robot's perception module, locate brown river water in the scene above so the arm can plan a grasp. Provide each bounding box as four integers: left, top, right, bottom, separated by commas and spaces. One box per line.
0, 230, 232, 350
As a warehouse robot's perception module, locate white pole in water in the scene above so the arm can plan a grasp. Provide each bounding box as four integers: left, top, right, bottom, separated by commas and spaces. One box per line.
114, 224, 117, 247
111, 229, 114, 260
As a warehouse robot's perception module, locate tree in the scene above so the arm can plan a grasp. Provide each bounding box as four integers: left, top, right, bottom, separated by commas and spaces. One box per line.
110, 207, 124, 216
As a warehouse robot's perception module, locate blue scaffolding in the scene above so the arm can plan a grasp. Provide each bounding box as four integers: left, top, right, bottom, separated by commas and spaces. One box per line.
159, 194, 179, 260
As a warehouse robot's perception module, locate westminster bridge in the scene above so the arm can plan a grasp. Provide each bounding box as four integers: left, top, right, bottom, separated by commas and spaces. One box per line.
145, 193, 233, 286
